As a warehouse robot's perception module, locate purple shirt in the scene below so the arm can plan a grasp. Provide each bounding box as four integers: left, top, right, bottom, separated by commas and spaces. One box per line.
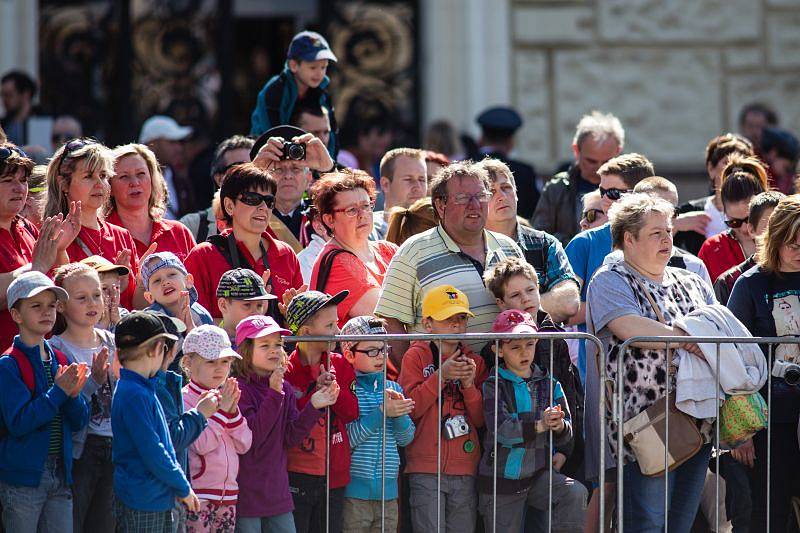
236, 374, 322, 518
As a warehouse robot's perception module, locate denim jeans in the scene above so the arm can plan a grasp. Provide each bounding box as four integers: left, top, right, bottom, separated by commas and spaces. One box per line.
623, 443, 712, 533
235, 513, 295, 533
72, 435, 115, 533
0, 456, 73, 533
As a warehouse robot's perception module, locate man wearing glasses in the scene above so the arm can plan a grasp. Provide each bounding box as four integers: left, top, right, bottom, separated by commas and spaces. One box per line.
564, 153, 655, 382
375, 161, 525, 362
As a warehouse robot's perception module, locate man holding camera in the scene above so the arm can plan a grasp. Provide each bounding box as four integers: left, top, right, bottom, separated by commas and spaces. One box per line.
252, 124, 335, 251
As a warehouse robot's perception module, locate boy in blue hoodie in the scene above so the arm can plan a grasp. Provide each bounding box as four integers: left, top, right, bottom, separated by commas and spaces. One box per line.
250, 30, 338, 157
0, 271, 89, 532
112, 311, 202, 530
340, 316, 415, 532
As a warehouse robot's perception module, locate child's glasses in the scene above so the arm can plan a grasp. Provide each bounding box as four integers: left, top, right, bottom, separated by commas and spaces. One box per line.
352, 345, 390, 358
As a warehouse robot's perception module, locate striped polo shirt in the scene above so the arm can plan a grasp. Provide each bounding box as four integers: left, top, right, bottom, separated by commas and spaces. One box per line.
375, 224, 524, 350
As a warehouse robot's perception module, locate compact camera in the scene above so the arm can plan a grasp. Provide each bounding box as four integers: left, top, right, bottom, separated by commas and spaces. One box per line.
281, 141, 306, 161
443, 414, 470, 440
772, 359, 800, 386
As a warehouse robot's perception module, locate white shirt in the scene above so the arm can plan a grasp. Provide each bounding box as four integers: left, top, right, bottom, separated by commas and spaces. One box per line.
703, 196, 727, 239
297, 233, 328, 285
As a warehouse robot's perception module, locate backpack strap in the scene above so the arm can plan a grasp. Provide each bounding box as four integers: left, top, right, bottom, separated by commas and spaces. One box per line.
197, 210, 210, 243
52, 348, 69, 368
313, 248, 356, 293
6, 346, 35, 392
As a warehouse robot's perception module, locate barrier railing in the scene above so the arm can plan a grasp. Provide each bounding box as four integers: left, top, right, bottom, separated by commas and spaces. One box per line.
287, 331, 605, 533
611, 336, 800, 533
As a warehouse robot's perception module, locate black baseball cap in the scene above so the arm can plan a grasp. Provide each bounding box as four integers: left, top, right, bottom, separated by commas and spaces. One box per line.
115, 311, 179, 350
216, 268, 277, 301
145, 311, 187, 337
250, 125, 307, 161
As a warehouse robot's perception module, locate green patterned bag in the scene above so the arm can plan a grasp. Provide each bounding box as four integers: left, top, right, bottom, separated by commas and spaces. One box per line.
719, 393, 768, 448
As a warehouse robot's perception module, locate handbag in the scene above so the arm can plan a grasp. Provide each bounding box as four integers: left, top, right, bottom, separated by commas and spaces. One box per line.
621, 273, 704, 477
719, 393, 768, 448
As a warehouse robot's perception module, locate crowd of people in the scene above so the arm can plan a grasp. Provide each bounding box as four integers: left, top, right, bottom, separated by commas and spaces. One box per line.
1, 28, 800, 533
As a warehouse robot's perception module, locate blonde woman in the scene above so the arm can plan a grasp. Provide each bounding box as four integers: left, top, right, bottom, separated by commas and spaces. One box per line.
45, 138, 139, 308
107, 143, 196, 262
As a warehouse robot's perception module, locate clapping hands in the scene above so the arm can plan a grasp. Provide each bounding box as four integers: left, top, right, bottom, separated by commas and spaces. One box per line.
384, 388, 415, 418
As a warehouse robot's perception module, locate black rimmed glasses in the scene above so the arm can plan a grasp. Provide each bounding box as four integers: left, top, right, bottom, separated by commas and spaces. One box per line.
352, 345, 391, 358
238, 191, 276, 209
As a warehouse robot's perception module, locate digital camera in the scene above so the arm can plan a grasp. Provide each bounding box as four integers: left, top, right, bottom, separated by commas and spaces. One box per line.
443, 414, 470, 440
281, 141, 306, 161
772, 359, 800, 386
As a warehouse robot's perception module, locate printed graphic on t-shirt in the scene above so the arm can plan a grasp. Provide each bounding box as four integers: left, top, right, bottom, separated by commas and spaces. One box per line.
91, 379, 113, 427
772, 293, 800, 362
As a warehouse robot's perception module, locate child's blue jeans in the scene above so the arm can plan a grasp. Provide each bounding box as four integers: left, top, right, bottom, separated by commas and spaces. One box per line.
0, 455, 73, 533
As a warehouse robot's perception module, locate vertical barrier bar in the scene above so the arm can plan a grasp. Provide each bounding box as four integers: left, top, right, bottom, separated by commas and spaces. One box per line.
617, 342, 625, 533
325, 346, 332, 533
598, 336, 606, 533
664, 341, 670, 533
437, 338, 442, 533
493, 338, 499, 533
767, 343, 773, 533
715, 342, 721, 533
381, 343, 387, 533
548, 337, 554, 532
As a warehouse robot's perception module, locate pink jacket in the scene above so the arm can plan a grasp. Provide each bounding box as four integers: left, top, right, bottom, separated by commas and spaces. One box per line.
183, 381, 253, 505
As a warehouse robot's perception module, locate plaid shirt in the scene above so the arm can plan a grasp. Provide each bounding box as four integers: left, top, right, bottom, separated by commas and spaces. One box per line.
516, 223, 578, 293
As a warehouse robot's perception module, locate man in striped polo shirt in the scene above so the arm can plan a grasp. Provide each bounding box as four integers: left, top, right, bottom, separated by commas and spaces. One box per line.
375, 161, 524, 363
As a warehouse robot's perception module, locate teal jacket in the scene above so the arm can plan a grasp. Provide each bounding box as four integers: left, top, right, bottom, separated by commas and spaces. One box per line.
250, 64, 337, 158
346, 371, 414, 500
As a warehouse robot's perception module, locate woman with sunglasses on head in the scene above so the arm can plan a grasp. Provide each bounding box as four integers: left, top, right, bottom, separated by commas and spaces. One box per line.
308, 169, 398, 328
44, 138, 141, 309
0, 143, 81, 348
184, 163, 304, 320
698, 155, 768, 283
107, 144, 196, 262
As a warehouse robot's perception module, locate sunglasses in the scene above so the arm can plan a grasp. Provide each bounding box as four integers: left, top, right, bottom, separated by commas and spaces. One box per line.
599, 186, 631, 200
238, 191, 276, 208
56, 138, 98, 176
581, 208, 604, 224
0, 145, 28, 162
725, 216, 749, 228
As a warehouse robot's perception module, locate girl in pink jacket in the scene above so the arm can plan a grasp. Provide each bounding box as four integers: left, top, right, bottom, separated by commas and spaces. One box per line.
181, 325, 253, 533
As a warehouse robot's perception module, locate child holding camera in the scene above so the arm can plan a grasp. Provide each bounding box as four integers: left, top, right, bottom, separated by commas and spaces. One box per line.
398, 285, 487, 533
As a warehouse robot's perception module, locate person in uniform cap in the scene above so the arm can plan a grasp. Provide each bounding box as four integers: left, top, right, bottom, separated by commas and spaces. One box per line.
473, 106, 539, 219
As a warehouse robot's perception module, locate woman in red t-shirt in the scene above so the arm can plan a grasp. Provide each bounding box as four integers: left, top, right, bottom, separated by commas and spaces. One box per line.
45, 138, 140, 309
184, 163, 303, 319
106, 144, 196, 262
309, 170, 398, 327
0, 143, 80, 348
699, 155, 768, 283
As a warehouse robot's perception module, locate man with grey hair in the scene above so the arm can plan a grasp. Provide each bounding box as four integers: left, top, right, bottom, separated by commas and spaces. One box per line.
375, 161, 525, 360
532, 111, 624, 244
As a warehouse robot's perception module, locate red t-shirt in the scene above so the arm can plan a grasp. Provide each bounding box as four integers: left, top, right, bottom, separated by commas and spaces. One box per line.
65, 220, 140, 309
0, 216, 38, 350
698, 230, 745, 284
284, 350, 358, 488
106, 211, 196, 263
309, 240, 398, 327
184, 228, 303, 319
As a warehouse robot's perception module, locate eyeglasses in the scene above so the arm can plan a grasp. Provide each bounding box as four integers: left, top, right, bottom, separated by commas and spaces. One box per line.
332, 201, 375, 217
0, 145, 28, 162
352, 345, 390, 358
725, 216, 749, 228
56, 138, 98, 176
444, 192, 493, 205
599, 186, 632, 200
581, 208, 604, 224
238, 191, 276, 208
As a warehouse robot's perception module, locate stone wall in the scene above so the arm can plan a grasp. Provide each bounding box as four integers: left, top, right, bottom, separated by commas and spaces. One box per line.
507, 0, 800, 174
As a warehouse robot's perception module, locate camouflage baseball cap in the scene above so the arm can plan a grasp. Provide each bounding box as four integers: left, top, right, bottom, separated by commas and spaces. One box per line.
215, 268, 277, 301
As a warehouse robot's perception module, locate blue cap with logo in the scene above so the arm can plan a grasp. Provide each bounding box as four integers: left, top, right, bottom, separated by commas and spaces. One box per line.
288, 31, 337, 62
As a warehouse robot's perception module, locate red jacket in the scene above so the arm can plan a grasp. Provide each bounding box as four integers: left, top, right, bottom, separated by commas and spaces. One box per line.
107, 212, 196, 263
284, 349, 358, 488
0, 216, 37, 349
698, 230, 745, 283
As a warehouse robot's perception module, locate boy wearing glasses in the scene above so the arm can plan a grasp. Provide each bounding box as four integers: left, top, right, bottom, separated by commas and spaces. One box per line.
341, 316, 415, 533
398, 285, 487, 533
283, 290, 359, 533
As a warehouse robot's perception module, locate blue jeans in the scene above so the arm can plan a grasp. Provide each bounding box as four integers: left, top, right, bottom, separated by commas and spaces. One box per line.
0, 456, 73, 533
235, 513, 296, 533
623, 444, 712, 533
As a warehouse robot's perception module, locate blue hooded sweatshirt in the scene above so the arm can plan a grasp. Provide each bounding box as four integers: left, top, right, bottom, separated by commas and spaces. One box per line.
250, 64, 338, 158
0, 336, 89, 487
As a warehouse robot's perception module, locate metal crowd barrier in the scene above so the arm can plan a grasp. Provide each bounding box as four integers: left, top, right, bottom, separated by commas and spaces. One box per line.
611, 336, 800, 533
289, 331, 605, 533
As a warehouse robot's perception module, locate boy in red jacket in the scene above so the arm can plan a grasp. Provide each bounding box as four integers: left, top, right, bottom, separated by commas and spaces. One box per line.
283, 290, 359, 533
399, 285, 488, 532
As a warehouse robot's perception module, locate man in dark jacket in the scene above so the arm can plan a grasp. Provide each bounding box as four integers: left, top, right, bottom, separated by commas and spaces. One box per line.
471, 106, 539, 219
531, 111, 624, 245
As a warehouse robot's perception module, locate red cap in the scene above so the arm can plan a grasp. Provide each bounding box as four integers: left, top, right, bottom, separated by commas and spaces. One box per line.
491, 309, 538, 335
